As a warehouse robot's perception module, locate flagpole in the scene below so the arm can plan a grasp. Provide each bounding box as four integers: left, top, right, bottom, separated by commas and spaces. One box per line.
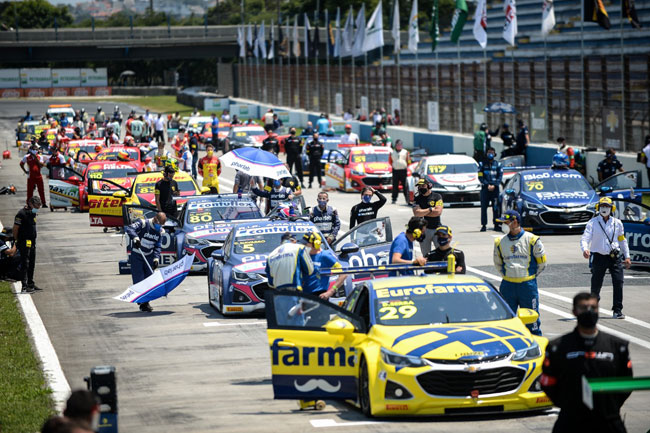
620, 3, 626, 150
315, 11, 320, 112
264, 24, 269, 103
396, 49, 401, 111
415, 50, 420, 127
243, 53, 248, 98
544, 35, 549, 140
364, 52, 369, 110
457, 41, 462, 133
483, 48, 487, 107
352, 56, 357, 111
435, 50, 439, 106
305, 25, 309, 111
380, 45, 385, 111
511, 48, 515, 117
580, 0, 585, 147
326, 12, 332, 115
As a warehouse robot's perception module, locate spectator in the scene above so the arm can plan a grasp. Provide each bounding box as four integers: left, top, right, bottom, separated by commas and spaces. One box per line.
231, 114, 241, 125
343, 108, 354, 121
389, 109, 402, 126
597, 148, 624, 182
154, 113, 166, 145
221, 109, 231, 122
380, 130, 393, 147
272, 113, 283, 131
263, 109, 274, 130
303, 121, 315, 136
191, 107, 201, 117
169, 111, 181, 129
316, 113, 330, 134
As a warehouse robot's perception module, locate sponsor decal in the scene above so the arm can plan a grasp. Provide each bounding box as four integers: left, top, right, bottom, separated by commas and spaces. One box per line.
536, 396, 551, 403
385, 404, 409, 411
226, 306, 244, 312
270, 338, 357, 367
535, 191, 589, 200
89, 197, 123, 208
294, 379, 341, 393
376, 284, 491, 299
90, 216, 104, 225
523, 172, 582, 181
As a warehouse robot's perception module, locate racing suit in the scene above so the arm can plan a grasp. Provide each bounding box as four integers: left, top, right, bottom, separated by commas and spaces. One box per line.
493, 230, 546, 335
284, 136, 304, 185
251, 186, 293, 213
20, 153, 47, 206
125, 218, 162, 285
478, 158, 503, 228
310, 205, 341, 244
198, 154, 221, 193
265, 242, 315, 290
540, 329, 632, 433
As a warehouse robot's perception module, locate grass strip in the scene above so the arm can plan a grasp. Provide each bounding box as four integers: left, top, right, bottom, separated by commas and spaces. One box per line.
0, 281, 55, 432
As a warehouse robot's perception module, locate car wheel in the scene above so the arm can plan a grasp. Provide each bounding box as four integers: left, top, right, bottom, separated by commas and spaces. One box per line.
358, 356, 373, 417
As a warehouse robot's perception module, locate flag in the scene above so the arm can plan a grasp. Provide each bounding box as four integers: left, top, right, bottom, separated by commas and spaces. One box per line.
258, 21, 267, 59
391, 0, 400, 53
326, 10, 336, 56
279, 18, 288, 57
341, 7, 354, 57
449, 0, 468, 43
237, 25, 245, 57
334, 7, 341, 57
408, 0, 418, 54
253, 23, 259, 58
541, 0, 555, 36
584, 0, 610, 30
503, 0, 517, 46
430, 0, 439, 51
293, 15, 301, 57
473, 0, 487, 48
268, 20, 275, 59
363, 1, 384, 52
622, 0, 641, 29
311, 22, 320, 57
352, 3, 366, 57
247, 23, 253, 56
304, 13, 310, 58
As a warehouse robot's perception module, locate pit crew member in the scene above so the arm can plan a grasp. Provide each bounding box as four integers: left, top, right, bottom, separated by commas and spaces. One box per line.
303, 231, 347, 299
350, 187, 387, 229
309, 192, 340, 245
251, 179, 294, 213
340, 124, 359, 146
426, 225, 466, 274
198, 143, 221, 193
262, 132, 280, 155
155, 166, 180, 219
493, 210, 547, 335
284, 128, 304, 187
265, 232, 316, 291
389, 217, 427, 276
412, 178, 443, 255
306, 133, 324, 188
125, 212, 166, 312
20, 145, 47, 207
478, 147, 503, 232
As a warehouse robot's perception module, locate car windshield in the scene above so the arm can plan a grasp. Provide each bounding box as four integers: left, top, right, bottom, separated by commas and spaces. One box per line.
234, 129, 266, 137
87, 168, 133, 179
185, 200, 262, 225
349, 152, 390, 163
522, 172, 592, 193
233, 227, 320, 254
427, 163, 477, 174
373, 283, 512, 326
135, 179, 196, 195
97, 149, 138, 161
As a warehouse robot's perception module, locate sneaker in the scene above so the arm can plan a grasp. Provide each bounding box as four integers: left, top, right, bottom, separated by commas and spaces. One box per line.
28, 284, 43, 291
21, 286, 34, 293
391, 200, 397, 204
612, 310, 625, 319
139, 302, 154, 312
480, 226, 487, 232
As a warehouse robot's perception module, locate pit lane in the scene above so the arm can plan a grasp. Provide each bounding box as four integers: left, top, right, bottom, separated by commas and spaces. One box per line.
1, 99, 649, 433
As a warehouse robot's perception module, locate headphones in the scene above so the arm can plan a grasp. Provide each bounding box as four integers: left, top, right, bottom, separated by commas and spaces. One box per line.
411, 228, 422, 239
303, 231, 322, 249
595, 197, 616, 213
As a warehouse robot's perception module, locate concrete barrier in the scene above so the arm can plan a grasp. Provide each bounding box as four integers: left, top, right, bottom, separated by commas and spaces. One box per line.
112, 86, 176, 96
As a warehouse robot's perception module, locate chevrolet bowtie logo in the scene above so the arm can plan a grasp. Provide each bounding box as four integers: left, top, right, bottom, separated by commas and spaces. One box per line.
606, 110, 619, 133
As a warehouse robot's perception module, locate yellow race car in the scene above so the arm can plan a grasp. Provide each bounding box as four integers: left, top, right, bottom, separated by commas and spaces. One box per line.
264, 268, 553, 417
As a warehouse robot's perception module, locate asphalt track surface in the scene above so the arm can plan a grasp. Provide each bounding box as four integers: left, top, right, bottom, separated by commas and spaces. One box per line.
1, 100, 649, 433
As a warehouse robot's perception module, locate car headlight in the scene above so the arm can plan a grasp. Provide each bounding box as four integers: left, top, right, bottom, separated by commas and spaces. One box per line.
587, 202, 597, 211
351, 169, 365, 176
380, 347, 427, 368
186, 236, 210, 246
523, 200, 545, 210
232, 270, 264, 281
512, 342, 541, 361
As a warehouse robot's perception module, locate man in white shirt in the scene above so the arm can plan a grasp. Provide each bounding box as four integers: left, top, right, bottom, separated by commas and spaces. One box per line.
154, 113, 166, 145
390, 140, 411, 204
263, 109, 274, 131
340, 124, 359, 146
580, 197, 631, 319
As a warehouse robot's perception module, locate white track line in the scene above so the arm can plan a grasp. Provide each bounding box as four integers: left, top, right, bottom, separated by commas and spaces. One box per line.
203, 321, 266, 327
12, 282, 70, 413
310, 419, 383, 428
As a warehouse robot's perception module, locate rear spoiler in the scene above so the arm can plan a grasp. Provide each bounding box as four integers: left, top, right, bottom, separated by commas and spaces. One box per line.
320, 259, 456, 277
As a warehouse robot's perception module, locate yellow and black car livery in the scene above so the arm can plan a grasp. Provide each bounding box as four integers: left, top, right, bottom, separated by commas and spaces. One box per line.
264, 269, 552, 417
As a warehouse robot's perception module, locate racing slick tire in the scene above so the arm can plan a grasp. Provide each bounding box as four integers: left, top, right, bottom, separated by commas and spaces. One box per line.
358, 356, 373, 417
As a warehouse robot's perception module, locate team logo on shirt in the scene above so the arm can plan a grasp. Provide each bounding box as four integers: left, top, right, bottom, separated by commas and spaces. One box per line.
510, 244, 519, 254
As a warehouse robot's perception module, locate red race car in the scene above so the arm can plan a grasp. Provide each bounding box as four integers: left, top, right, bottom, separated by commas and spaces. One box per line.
324, 146, 393, 192
96, 146, 145, 172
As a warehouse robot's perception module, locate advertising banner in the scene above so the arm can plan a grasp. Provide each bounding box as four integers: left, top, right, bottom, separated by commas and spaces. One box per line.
0, 69, 20, 89
530, 105, 548, 143
204, 98, 230, 112
71, 87, 91, 97
24, 88, 50, 98
427, 101, 440, 131
51, 69, 80, 87
50, 88, 70, 97
602, 107, 622, 149
92, 87, 112, 96
20, 68, 52, 88
80, 68, 108, 87
0, 88, 21, 98
277, 111, 290, 124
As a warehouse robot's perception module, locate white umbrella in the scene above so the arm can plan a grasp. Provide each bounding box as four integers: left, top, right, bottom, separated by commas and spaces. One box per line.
219, 148, 290, 180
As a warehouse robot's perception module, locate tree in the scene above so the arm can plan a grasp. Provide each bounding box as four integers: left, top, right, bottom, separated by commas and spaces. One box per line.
0, 0, 73, 29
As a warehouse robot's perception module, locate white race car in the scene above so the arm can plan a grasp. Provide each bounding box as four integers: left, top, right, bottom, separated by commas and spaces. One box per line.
408, 154, 481, 206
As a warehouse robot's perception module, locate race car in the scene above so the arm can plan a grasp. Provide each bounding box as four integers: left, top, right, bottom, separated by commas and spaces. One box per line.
408, 154, 481, 205
222, 125, 268, 152
595, 170, 650, 207
48, 160, 140, 212
88, 170, 206, 228
263, 269, 552, 416
300, 135, 353, 176
65, 139, 106, 163
501, 168, 599, 232
324, 146, 393, 192
46, 104, 76, 120
606, 197, 650, 268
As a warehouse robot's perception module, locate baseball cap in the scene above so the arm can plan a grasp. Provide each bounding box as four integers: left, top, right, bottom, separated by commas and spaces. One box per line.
416, 178, 431, 187
496, 210, 521, 224
435, 225, 452, 236
281, 232, 296, 242
345, 124, 352, 129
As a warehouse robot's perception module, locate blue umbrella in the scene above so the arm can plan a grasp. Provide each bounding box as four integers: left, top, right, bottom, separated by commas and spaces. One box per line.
484, 102, 517, 114
219, 147, 291, 180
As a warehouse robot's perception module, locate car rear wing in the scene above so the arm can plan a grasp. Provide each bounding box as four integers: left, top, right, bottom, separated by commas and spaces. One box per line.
320, 258, 457, 277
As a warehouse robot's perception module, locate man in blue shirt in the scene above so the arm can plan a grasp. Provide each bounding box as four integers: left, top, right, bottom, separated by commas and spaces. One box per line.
478, 147, 503, 232
302, 232, 347, 299
210, 113, 219, 144
389, 217, 427, 276
316, 113, 330, 135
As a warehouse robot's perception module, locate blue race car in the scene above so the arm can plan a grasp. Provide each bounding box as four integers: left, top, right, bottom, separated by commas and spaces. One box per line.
501, 168, 599, 232
119, 194, 265, 273
595, 170, 650, 207
300, 135, 346, 176
607, 197, 650, 269
207, 216, 396, 315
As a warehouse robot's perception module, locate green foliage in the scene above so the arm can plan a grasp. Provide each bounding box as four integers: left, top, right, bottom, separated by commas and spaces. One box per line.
0, 0, 73, 29
0, 281, 55, 432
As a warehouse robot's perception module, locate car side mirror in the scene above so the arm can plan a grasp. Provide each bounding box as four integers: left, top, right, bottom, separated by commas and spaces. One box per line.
339, 242, 360, 258
505, 188, 515, 196
201, 186, 211, 194
325, 318, 355, 336
163, 221, 176, 233
211, 249, 224, 261
113, 191, 127, 198
599, 186, 613, 195
517, 308, 539, 325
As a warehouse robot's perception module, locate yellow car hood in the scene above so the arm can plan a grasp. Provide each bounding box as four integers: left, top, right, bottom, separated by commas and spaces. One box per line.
372, 319, 536, 362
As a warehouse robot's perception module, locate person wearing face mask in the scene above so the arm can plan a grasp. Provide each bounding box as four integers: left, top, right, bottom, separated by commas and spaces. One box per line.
493, 210, 546, 335
389, 217, 428, 276
412, 178, 444, 255
426, 226, 466, 274
597, 148, 624, 182
13, 196, 42, 293
580, 197, 631, 319
350, 186, 387, 228
198, 143, 221, 193
178, 143, 193, 174
478, 147, 503, 232
540, 292, 633, 433
284, 128, 304, 187
302, 232, 347, 299
390, 140, 411, 204
155, 166, 180, 219
20, 144, 47, 208
309, 192, 340, 245
251, 178, 294, 214
125, 211, 166, 312
306, 133, 324, 188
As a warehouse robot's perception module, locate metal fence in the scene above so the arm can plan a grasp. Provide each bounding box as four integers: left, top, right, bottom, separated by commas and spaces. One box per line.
236, 54, 650, 152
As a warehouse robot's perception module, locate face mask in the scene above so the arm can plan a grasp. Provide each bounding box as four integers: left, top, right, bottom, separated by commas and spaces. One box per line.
29, 149, 37, 155
437, 237, 449, 246
599, 207, 611, 217
362, 195, 372, 203
31, 207, 38, 214
418, 187, 428, 195
207, 151, 213, 157
153, 223, 161, 230
576, 309, 599, 328
318, 200, 327, 208
487, 153, 495, 160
